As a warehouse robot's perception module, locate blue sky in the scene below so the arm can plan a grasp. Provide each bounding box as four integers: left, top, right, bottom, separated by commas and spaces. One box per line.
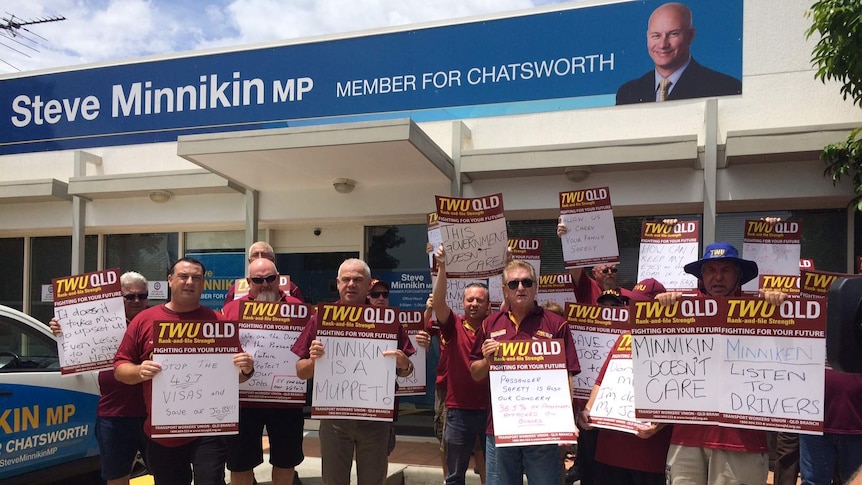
0, 0, 578, 74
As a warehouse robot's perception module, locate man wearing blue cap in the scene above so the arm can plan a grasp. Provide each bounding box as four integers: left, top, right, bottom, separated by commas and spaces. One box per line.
655, 241, 785, 485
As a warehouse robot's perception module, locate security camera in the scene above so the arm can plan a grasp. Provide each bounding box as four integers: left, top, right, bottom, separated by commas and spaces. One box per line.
313, 228, 322, 236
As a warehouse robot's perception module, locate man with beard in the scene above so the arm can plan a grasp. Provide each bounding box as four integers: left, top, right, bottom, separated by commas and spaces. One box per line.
222, 241, 304, 306
431, 244, 490, 485
221, 258, 305, 485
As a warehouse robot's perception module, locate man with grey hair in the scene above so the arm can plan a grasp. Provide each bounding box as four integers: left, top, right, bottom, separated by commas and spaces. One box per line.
50, 271, 150, 485
616, 2, 741, 104
292, 258, 415, 485
223, 241, 304, 305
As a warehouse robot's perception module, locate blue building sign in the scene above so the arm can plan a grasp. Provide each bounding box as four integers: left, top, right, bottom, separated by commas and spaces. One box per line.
0, 0, 742, 154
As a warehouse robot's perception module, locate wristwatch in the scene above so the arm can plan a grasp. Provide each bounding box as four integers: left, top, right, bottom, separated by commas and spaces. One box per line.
242, 367, 255, 378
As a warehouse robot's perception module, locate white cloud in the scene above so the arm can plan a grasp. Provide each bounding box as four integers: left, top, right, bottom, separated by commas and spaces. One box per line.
0, 0, 556, 74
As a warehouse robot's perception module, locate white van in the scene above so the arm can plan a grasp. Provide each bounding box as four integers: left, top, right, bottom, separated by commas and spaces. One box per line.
0, 305, 101, 485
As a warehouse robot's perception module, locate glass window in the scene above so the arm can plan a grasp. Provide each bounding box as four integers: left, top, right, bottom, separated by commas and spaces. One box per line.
30, 236, 98, 323
366, 225, 428, 271
715, 210, 846, 273
105, 233, 178, 291
0, 238, 24, 310
0, 312, 58, 372
277, 252, 360, 305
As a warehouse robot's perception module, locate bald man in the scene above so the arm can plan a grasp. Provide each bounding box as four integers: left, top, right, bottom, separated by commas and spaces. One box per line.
616, 2, 741, 104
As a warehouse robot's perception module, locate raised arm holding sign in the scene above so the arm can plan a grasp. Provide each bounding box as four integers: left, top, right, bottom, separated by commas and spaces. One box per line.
53, 268, 126, 374
558, 187, 620, 269
435, 193, 508, 278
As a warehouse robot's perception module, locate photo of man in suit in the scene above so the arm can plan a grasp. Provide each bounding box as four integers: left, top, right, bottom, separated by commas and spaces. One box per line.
616, 2, 741, 105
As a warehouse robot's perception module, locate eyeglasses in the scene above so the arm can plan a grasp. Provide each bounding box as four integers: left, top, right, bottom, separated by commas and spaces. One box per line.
599, 267, 618, 274
123, 293, 148, 301
250, 274, 278, 284
369, 291, 389, 298
506, 279, 534, 290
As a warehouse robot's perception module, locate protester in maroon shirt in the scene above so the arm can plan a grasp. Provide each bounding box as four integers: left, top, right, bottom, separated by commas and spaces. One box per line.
290, 258, 415, 485
114, 258, 255, 485
582, 278, 672, 485
222, 258, 304, 485
470, 259, 581, 485
221, 241, 304, 308
432, 244, 491, 485
50, 271, 150, 485
655, 242, 786, 485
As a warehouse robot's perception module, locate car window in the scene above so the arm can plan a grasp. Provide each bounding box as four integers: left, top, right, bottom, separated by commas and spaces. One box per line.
0, 314, 60, 371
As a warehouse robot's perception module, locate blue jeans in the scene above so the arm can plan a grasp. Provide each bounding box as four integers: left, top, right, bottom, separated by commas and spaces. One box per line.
800, 433, 862, 484
444, 409, 487, 485
486, 434, 500, 485
496, 441, 561, 485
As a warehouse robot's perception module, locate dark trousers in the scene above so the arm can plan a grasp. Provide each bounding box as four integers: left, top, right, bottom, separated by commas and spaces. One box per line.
146, 437, 227, 485
577, 427, 599, 485
774, 432, 800, 485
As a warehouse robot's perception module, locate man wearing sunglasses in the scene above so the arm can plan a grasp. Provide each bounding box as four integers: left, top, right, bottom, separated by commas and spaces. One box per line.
50, 271, 150, 485
292, 258, 415, 485
431, 245, 490, 485
470, 260, 581, 485
557, 220, 633, 306
222, 241, 305, 308
221, 258, 304, 485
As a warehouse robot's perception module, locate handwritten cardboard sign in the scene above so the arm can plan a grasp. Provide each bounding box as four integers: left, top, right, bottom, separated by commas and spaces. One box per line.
396, 310, 427, 396
427, 211, 442, 270
565, 303, 629, 400
742, 220, 802, 294
151, 320, 241, 438
630, 299, 722, 425
637, 220, 699, 291
590, 333, 649, 434
559, 187, 619, 268
719, 298, 825, 434
237, 300, 311, 403
435, 193, 508, 278
312, 303, 399, 421
537, 273, 576, 309
53, 268, 126, 375
630, 298, 826, 434
489, 339, 577, 447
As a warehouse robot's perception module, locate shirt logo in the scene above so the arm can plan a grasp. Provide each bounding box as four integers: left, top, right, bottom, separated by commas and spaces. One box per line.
490, 329, 507, 338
